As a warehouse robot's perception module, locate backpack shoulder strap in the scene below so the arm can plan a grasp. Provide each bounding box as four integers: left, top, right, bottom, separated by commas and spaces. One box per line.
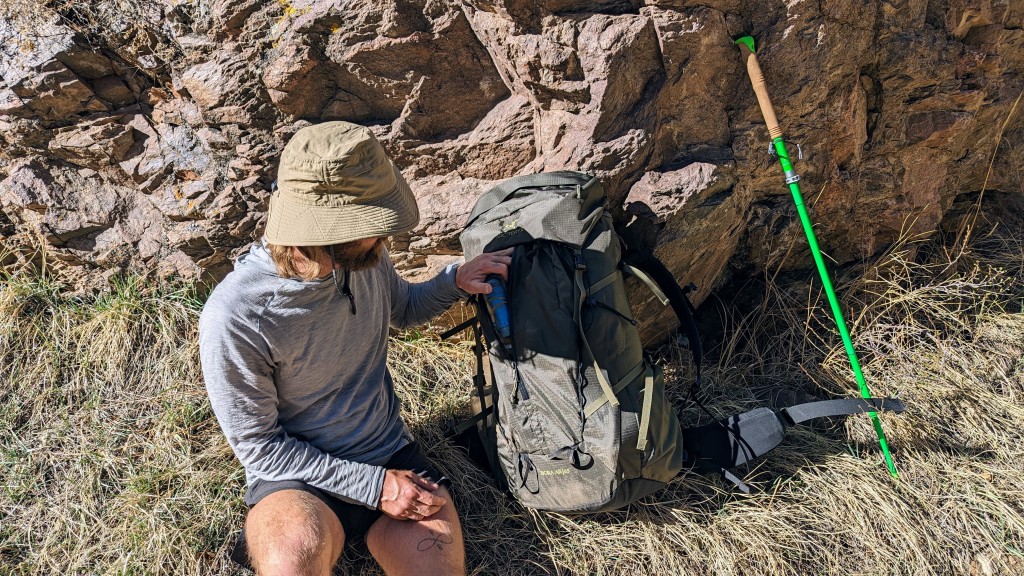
621, 253, 703, 379
621, 264, 669, 306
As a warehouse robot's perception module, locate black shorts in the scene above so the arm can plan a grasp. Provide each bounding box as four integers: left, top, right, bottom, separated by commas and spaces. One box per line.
244, 442, 450, 541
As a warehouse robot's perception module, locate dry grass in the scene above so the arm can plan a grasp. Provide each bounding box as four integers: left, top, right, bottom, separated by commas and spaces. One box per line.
2, 224, 1023, 575
0, 272, 242, 575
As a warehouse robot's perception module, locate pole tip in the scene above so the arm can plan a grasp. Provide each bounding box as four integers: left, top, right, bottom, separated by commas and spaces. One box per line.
734, 36, 756, 54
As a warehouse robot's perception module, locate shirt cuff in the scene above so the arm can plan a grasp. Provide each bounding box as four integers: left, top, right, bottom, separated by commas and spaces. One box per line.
444, 262, 470, 298
356, 464, 388, 510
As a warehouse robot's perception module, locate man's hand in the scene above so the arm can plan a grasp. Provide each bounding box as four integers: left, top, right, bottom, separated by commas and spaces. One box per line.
378, 469, 446, 521
456, 248, 514, 294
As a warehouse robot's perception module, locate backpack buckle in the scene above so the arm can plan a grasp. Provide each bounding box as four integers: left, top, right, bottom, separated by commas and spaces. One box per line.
574, 253, 586, 271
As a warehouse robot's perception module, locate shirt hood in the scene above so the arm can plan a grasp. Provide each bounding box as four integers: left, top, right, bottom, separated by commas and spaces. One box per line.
230, 240, 344, 312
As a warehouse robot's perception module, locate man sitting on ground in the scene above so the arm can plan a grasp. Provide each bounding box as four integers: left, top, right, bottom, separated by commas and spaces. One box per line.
199, 121, 511, 576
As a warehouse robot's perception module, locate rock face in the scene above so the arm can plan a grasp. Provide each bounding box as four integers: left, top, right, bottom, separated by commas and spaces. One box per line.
1, 0, 1022, 340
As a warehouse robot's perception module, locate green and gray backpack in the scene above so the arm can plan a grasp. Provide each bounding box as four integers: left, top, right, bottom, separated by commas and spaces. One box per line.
443, 171, 904, 512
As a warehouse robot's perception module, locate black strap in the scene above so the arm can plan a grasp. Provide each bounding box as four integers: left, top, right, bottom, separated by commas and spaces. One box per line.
440, 316, 477, 341
471, 320, 491, 428
451, 404, 495, 435
682, 406, 784, 471
439, 316, 493, 426
464, 171, 596, 227
621, 253, 703, 377
469, 301, 508, 489
438, 314, 495, 437
781, 398, 906, 426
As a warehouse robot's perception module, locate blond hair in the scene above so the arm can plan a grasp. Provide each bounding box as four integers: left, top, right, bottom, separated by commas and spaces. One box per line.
267, 244, 330, 281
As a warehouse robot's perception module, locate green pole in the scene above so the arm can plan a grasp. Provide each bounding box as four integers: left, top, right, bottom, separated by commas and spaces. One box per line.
734, 36, 898, 478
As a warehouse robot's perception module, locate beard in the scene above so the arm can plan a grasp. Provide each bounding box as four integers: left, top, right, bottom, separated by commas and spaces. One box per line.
331, 237, 387, 271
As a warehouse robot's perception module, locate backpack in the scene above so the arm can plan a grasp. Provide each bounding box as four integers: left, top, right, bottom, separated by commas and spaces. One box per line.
442, 171, 905, 512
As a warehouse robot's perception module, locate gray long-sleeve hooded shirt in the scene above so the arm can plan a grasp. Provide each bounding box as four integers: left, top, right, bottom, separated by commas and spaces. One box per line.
199, 242, 465, 509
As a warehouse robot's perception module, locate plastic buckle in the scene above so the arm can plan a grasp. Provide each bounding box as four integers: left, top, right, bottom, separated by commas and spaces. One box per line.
574, 253, 586, 271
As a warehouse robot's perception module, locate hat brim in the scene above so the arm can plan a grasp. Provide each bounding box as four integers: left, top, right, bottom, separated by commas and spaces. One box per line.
263, 162, 420, 246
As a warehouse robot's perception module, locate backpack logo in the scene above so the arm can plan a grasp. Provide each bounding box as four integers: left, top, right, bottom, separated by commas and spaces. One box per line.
500, 218, 518, 233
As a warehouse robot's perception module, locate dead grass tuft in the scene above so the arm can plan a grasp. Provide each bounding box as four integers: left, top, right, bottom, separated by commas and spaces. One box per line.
0, 270, 243, 575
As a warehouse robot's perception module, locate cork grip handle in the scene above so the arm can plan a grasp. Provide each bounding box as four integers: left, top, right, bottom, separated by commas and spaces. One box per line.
737, 42, 783, 140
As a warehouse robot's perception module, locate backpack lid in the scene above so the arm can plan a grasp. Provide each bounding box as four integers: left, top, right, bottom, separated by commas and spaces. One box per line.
460, 171, 606, 259
464, 171, 602, 227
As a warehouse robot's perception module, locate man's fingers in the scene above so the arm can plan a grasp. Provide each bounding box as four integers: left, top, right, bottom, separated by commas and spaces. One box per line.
395, 471, 446, 520
423, 488, 444, 502
415, 488, 446, 508
402, 471, 446, 511
482, 260, 509, 280
455, 247, 515, 294
408, 502, 442, 520
484, 248, 513, 273
381, 469, 450, 521
410, 472, 440, 491
490, 252, 512, 265
412, 503, 442, 518
400, 499, 441, 521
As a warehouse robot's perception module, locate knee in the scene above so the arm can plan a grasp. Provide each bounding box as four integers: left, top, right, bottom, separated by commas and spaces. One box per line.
246, 491, 344, 576
250, 526, 332, 576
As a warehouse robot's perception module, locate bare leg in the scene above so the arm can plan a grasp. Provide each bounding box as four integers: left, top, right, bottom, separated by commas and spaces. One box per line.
245, 489, 345, 576
365, 486, 466, 576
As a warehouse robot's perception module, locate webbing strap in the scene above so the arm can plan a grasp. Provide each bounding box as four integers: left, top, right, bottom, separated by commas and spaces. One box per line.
464, 315, 488, 429
588, 269, 620, 296
481, 347, 495, 420
439, 316, 477, 340
622, 254, 703, 380
574, 252, 618, 409
451, 405, 493, 435
579, 326, 618, 407
722, 468, 752, 494
623, 264, 669, 306
584, 360, 646, 418
636, 367, 655, 451
782, 398, 906, 426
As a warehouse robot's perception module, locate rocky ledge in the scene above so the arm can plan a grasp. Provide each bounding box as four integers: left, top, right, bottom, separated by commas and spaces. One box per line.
1, 0, 1021, 340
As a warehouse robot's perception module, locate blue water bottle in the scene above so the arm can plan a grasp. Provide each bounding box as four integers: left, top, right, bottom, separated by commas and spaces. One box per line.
485, 275, 511, 341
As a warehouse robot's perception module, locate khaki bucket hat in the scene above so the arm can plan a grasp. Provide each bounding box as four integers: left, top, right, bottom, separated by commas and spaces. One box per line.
264, 121, 420, 246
